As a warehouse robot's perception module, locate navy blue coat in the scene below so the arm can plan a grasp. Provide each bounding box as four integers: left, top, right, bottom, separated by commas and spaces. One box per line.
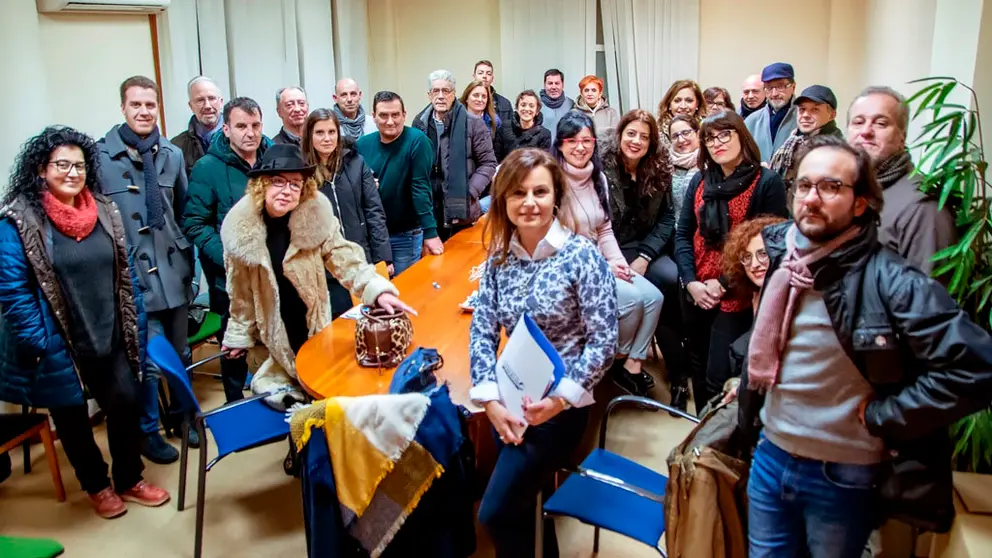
0, 194, 146, 408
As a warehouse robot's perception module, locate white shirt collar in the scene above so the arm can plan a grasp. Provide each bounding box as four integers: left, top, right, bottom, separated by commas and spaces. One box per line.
509, 219, 569, 261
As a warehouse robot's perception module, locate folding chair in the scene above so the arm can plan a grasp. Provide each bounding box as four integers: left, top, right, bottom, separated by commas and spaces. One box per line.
0, 411, 65, 502
187, 255, 224, 380
543, 395, 700, 557
146, 336, 291, 558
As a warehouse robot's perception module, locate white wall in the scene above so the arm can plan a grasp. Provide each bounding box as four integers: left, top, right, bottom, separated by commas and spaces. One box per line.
1, 0, 155, 182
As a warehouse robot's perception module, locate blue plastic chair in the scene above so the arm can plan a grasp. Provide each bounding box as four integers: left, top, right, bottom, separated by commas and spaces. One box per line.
146, 336, 291, 558
543, 395, 701, 557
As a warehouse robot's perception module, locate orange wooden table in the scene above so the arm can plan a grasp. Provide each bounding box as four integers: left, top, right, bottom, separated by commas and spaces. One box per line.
296, 224, 488, 405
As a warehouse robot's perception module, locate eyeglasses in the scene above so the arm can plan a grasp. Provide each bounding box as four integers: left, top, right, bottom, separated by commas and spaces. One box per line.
670, 129, 696, 142
793, 179, 852, 200
269, 178, 303, 192
710, 101, 728, 109
703, 130, 733, 146
48, 160, 87, 174
429, 87, 454, 97
740, 249, 769, 267
764, 81, 794, 93
192, 96, 220, 108
562, 138, 596, 149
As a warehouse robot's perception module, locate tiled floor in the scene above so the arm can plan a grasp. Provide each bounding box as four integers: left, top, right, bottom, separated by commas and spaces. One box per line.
0, 348, 695, 557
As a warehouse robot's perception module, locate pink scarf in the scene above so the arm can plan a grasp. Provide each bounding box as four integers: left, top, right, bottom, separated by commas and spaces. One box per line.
41, 189, 98, 242
747, 224, 862, 391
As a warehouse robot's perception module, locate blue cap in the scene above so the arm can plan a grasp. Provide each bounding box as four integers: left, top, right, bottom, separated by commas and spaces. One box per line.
761, 63, 795, 82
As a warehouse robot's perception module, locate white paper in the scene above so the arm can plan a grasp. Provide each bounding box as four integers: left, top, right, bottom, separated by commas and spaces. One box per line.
496, 315, 556, 435
339, 305, 363, 321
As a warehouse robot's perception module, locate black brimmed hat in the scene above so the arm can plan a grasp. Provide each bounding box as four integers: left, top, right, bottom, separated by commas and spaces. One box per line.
247, 144, 316, 178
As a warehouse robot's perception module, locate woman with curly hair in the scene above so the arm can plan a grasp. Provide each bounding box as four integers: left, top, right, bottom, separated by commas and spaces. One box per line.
218, 144, 414, 410
599, 110, 685, 404
657, 79, 706, 150
0, 126, 169, 518
721, 215, 788, 308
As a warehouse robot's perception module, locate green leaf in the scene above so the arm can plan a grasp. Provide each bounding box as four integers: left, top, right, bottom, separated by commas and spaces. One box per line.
912, 84, 946, 119
932, 82, 958, 117
939, 172, 961, 210
932, 243, 963, 262
907, 80, 944, 102
908, 76, 958, 84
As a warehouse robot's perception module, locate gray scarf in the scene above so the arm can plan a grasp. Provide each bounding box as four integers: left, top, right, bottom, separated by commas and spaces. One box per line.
875, 150, 914, 189
333, 104, 368, 140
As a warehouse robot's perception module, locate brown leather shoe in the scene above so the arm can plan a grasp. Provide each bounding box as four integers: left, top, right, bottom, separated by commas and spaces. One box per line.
118, 480, 171, 507
88, 487, 127, 519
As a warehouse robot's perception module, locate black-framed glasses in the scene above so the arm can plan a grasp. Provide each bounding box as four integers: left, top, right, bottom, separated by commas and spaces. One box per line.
670, 129, 696, 142
703, 130, 733, 146
740, 249, 769, 267
794, 178, 852, 200
48, 160, 87, 174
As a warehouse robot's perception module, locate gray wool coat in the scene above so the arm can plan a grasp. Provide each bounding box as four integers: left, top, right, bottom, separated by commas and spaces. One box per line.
96, 125, 194, 313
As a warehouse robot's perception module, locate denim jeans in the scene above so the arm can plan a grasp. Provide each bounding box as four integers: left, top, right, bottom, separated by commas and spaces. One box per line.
140, 306, 189, 435
748, 433, 879, 558
478, 406, 590, 558
389, 228, 424, 276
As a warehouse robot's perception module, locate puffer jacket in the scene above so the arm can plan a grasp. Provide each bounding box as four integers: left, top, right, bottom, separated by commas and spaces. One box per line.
184, 132, 273, 292
494, 112, 552, 162
573, 96, 621, 134
319, 142, 392, 265
599, 129, 675, 260
0, 194, 145, 408
736, 221, 992, 533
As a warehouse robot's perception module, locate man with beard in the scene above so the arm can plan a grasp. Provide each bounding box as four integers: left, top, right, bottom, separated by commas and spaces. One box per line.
539, 68, 575, 143
741, 135, 992, 557
331, 78, 377, 141
745, 62, 799, 161
769, 85, 844, 187
171, 76, 224, 177
847, 86, 957, 274
273, 86, 309, 146
413, 69, 496, 241
739, 74, 766, 120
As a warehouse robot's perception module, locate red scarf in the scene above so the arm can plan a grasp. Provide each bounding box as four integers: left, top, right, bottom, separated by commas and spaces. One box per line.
41, 189, 98, 242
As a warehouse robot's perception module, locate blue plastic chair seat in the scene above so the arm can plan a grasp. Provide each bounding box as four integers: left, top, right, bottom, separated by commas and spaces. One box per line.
544, 448, 668, 548
204, 400, 290, 460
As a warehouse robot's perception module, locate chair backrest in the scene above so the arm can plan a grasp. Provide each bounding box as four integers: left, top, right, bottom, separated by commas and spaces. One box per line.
146, 335, 201, 414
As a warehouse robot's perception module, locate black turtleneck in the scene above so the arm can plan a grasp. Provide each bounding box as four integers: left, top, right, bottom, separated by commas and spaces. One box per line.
739, 99, 766, 120
264, 209, 310, 354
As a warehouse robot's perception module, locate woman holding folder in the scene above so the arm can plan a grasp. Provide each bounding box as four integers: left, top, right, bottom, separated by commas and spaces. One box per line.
469, 148, 619, 556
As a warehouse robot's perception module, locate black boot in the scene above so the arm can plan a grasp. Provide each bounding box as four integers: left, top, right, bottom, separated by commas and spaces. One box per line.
669, 383, 690, 417
140, 432, 179, 464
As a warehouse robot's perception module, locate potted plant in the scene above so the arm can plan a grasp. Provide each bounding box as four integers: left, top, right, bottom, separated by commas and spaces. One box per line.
908, 77, 992, 473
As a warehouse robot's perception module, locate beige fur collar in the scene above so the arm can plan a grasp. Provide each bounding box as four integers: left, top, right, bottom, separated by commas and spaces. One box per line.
221, 193, 337, 265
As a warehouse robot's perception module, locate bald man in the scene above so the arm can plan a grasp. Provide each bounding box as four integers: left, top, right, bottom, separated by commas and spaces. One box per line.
739, 73, 767, 120
333, 78, 377, 141
172, 76, 225, 176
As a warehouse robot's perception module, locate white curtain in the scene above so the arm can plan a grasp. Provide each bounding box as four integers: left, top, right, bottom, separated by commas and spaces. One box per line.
498, 0, 598, 101
601, 0, 700, 114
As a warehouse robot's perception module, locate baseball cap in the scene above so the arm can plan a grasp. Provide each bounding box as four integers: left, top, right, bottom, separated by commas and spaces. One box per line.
796, 85, 837, 110
761, 63, 795, 82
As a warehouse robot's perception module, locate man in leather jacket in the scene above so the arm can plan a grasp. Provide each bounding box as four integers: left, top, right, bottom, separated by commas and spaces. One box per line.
736, 135, 992, 557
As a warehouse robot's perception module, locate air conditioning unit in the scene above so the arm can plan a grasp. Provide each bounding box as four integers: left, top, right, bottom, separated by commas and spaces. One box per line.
37, 0, 171, 14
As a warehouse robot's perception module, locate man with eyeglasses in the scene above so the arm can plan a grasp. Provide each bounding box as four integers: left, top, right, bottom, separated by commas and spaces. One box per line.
744, 62, 799, 161
96, 75, 195, 465
769, 85, 844, 187
739, 74, 766, 120
739, 135, 992, 557
171, 76, 225, 177
273, 86, 309, 146
185, 97, 273, 404
413, 69, 497, 241
846, 86, 956, 275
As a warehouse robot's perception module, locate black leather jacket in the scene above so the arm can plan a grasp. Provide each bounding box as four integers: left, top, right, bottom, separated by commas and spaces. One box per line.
736, 220, 992, 532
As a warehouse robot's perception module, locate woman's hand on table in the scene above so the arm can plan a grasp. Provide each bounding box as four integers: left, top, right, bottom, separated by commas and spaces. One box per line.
376, 293, 418, 316
484, 401, 526, 445
522, 395, 567, 426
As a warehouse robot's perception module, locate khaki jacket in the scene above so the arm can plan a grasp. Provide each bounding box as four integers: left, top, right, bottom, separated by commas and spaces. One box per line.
665, 402, 749, 558
220, 192, 397, 407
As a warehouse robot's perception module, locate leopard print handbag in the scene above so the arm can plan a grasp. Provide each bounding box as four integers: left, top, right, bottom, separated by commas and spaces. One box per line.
354, 306, 414, 368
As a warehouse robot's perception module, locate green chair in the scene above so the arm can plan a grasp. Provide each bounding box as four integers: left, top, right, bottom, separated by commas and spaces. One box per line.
0, 536, 65, 558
